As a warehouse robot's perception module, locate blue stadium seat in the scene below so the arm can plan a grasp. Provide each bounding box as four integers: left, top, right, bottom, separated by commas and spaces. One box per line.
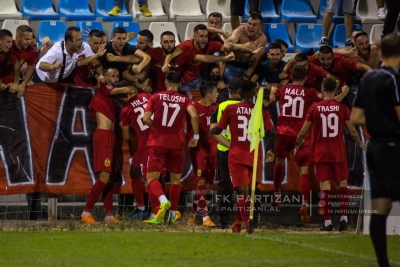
332, 24, 362, 48
318, 0, 344, 24
37, 20, 67, 47
76, 21, 104, 42
22, 0, 60, 20
295, 23, 322, 52
263, 23, 295, 52
110, 21, 140, 46
95, 0, 131, 22
244, 0, 280, 23
281, 0, 317, 23
58, 0, 95, 21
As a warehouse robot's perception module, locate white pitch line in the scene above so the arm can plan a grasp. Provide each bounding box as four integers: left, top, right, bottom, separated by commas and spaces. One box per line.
247, 234, 400, 266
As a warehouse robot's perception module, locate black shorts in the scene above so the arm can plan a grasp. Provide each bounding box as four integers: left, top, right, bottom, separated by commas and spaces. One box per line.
366, 140, 400, 201
231, 0, 260, 16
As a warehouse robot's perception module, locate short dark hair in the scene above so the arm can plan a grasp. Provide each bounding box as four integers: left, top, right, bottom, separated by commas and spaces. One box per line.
199, 81, 217, 98
138, 29, 154, 42
322, 77, 337, 92
65, 26, 81, 42
112, 27, 127, 37
166, 71, 181, 84
89, 29, 105, 39
249, 13, 262, 22
294, 53, 308, 63
381, 33, 400, 58
208, 12, 222, 20
273, 39, 289, 49
353, 31, 368, 42
194, 24, 207, 33
291, 65, 307, 81
228, 77, 243, 93
319, 45, 333, 55
16, 25, 33, 36
104, 67, 119, 76
268, 42, 282, 51
239, 80, 256, 99
161, 31, 175, 39
0, 29, 13, 40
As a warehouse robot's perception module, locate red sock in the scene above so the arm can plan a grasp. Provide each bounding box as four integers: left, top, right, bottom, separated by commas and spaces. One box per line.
322, 190, 332, 221
338, 187, 349, 217
84, 179, 106, 212
300, 174, 310, 204
148, 179, 164, 199
239, 195, 250, 224
146, 184, 159, 214
273, 162, 284, 192
102, 183, 114, 216
169, 184, 181, 211
131, 178, 145, 208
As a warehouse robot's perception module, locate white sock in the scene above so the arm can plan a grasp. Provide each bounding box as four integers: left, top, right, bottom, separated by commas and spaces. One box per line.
137, 206, 145, 211
302, 203, 309, 207
82, 211, 91, 216
202, 216, 210, 222
322, 36, 327, 39
149, 213, 156, 218
105, 215, 114, 221
170, 210, 176, 218
159, 195, 167, 204
325, 219, 332, 226
340, 216, 348, 222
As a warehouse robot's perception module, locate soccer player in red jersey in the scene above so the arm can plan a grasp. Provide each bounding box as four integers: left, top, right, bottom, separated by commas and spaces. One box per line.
143, 71, 199, 224
295, 78, 364, 231
210, 80, 276, 233
120, 88, 153, 220
81, 68, 135, 224
187, 81, 219, 227
0, 29, 19, 92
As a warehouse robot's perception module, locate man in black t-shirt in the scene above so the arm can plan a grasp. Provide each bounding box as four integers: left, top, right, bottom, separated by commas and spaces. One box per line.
351, 33, 400, 267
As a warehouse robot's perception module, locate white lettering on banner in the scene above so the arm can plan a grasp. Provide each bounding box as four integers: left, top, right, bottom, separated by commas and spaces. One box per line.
71, 108, 88, 135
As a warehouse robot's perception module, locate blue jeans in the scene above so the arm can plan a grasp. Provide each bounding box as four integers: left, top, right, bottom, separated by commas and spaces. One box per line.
223, 62, 248, 86
180, 77, 203, 90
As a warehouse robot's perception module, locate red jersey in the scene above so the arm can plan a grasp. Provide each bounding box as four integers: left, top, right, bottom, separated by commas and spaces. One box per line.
121, 92, 152, 152
188, 101, 218, 154
0, 43, 26, 84
288, 63, 328, 91
89, 82, 116, 124
145, 90, 194, 149
177, 39, 223, 84
146, 48, 196, 92
73, 53, 94, 87
275, 84, 323, 136
306, 99, 350, 163
217, 101, 274, 166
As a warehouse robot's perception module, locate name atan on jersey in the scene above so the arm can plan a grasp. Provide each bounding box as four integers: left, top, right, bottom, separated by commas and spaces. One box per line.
159, 94, 186, 103
317, 105, 339, 112
236, 106, 253, 115
285, 88, 305, 96
130, 97, 149, 108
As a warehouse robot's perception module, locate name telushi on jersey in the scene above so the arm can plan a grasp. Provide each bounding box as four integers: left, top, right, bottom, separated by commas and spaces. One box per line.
130, 97, 148, 108
236, 106, 253, 115
159, 94, 186, 103
285, 88, 305, 96
317, 105, 339, 112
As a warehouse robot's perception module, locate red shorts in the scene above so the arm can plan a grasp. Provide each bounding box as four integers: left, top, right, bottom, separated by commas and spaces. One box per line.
314, 161, 348, 182
276, 134, 311, 166
132, 149, 149, 179
228, 163, 261, 188
93, 129, 115, 173
190, 152, 216, 184
147, 146, 184, 174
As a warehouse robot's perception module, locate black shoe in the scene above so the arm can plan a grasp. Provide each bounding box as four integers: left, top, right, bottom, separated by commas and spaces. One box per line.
217, 213, 230, 229
338, 220, 348, 232
320, 222, 333, 232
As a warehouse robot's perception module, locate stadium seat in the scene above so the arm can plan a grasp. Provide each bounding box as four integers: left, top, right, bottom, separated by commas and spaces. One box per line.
76, 21, 104, 42
356, 0, 385, 23
295, 23, 322, 52
0, 0, 22, 19
22, 0, 60, 20
2, 20, 29, 38
206, 0, 230, 22
317, 0, 344, 24
332, 24, 361, 48
170, 0, 205, 21
132, 0, 168, 21
369, 24, 384, 44
110, 21, 140, 46
95, 0, 131, 22
58, 0, 95, 21
281, 0, 317, 23
244, 0, 280, 23
263, 23, 295, 52
37, 20, 67, 47
149, 22, 180, 47
184, 22, 207, 41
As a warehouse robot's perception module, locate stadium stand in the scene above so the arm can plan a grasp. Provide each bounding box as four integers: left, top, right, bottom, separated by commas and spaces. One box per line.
169, 0, 205, 21
149, 22, 180, 47
22, 0, 60, 20
0, 0, 23, 20
76, 21, 104, 42
37, 20, 67, 47
184, 22, 207, 41
95, 0, 131, 22
317, 0, 344, 24
295, 23, 322, 52
332, 24, 362, 48
131, 0, 168, 22
206, 0, 231, 22
2, 20, 29, 38
110, 21, 140, 45
281, 0, 317, 23
263, 23, 295, 52
58, 0, 96, 21
369, 23, 384, 44
356, 0, 384, 23
244, 0, 280, 23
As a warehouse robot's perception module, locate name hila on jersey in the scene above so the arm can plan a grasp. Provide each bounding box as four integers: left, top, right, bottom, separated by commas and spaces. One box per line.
159, 94, 186, 103
236, 106, 253, 115
285, 88, 305, 96
130, 96, 149, 108
317, 105, 339, 112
